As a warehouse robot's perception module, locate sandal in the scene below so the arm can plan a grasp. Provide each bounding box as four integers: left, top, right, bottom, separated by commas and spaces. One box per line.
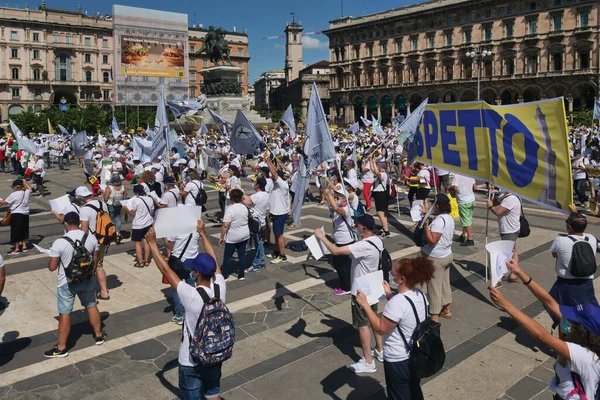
97, 294, 110, 301
134, 262, 144, 268
143, 261, 150, 267
440, 309, 452, 319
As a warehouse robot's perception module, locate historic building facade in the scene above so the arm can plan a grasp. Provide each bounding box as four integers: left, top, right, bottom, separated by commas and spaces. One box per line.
188, 26, 250, 98
324, 0, 599, 125
0, 2, 114, 122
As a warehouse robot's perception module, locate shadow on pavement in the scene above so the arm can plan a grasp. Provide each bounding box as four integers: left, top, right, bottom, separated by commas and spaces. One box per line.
0, 331, 31, 367
497, 316, 554, 357
451, 260, 495, 307
156, 358, 180, 398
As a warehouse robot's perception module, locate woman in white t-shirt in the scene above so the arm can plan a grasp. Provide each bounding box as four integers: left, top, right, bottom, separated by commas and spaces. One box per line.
324, 188, 355, 296
0, 179, 32, 255
361, 156, 375, 211
355, 256, 435, 400
123, 184, 155, 268
179, 169, 204, 207
420, 194, 455, 322
490, 259, 600, 400
219, 189, 250, 281
370, 157, 391, 238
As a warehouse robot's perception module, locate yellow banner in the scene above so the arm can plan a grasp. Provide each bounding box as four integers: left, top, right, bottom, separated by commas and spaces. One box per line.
414, 98, 572, 212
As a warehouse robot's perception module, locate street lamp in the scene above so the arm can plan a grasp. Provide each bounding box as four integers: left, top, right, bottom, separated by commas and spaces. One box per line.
466, 47, 493, 101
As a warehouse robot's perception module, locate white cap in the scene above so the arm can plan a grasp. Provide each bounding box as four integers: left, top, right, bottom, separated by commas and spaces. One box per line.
157, 155, 163, 160
94, 154, 102, 159
75, 186, 92, 197
218, 140, 225, 144
151, 164, 161, 170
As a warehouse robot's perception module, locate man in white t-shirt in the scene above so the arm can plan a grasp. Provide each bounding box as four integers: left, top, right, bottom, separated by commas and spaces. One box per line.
487, 190, 521, 283
266, 156, 290, 264
32, 152, 46, 198
314, 214, 384, 374
450, 174, 477, 246
548, 209, 599, 326
158, 176, 181, 209
44, 212, 106, 358
145, 220, 228, 400
435, 167, 450, 193
76, 186, 110, 300
243, 177, 270, 272
572, 149, 590, 207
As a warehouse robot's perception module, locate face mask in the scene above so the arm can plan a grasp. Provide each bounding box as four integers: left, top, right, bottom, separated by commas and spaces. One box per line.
560, 316, 572, 336
336, 200, 343, 207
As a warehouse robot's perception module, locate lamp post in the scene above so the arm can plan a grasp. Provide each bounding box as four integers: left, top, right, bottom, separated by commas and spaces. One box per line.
466, 47, 493, 101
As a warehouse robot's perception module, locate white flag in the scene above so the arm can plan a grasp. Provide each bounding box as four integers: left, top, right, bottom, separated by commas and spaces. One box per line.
281, 105, 297, 139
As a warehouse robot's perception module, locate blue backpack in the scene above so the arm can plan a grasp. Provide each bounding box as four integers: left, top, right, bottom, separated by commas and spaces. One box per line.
189, 284, 235, 366
350, 200, 367, 217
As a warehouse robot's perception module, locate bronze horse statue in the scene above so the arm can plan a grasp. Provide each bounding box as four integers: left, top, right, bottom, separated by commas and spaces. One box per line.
196, 26, 233, 66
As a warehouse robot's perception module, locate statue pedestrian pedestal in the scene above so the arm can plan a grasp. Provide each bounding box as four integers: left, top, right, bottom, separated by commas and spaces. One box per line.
199, 66, 271, 126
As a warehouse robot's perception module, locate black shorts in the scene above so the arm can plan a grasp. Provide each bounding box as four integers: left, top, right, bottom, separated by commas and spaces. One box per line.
372, 191, 389, 212
131, 225, 152, 242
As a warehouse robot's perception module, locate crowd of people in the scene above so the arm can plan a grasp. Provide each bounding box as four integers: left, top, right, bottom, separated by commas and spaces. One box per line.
1, 121, 600, 400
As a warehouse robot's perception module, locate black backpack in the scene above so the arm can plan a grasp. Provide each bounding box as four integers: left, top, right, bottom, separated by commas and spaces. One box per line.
568, 235, 597, 277
191, 182, 208, 206
414, 217, 446, 248
366, 239, 393, 282
397, 291, 446, 379
62, 233, 94, 284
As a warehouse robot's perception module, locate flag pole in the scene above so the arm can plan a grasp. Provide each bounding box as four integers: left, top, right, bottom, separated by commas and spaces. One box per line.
125, 76, 128, 131
136, 69, 140, 129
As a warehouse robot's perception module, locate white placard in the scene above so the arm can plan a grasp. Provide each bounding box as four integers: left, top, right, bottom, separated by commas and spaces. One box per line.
410, 200, 424, 222
485, 240, 516, 287
33, 243, 51, 256
351, 270, 386, 305
154, 205, 202, 238
304, 227, 330, 260
48, 195, 71, 215
119, 199, 132, 209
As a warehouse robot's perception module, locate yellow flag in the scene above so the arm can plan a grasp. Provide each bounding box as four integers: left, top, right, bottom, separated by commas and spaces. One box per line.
47, 118, 55, 135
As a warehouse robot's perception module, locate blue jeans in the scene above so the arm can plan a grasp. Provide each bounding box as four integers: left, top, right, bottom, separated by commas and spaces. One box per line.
384, 359, 423, 400
173, 275, 195, 318
574, 179, 589, 204
178, 363, 222, 399
107, 205, 122, 234
64, 151, 71, 166
222, 239, 248, 279
58, 154, 64, 170
251, 230, 265, 268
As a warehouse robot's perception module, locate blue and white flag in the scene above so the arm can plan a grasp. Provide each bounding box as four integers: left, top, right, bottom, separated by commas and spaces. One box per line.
9, 120, 38, 154
111, 117, 122, 139
133, 137, 153, 163
230, 110, 263, 155
199, 120, 209, 137
348, 122, 359, 134
360, 116, 372, 126
151, 86, 169, 161
395, 99, 429, 146
71, 130, 89, 158
594, 99, 600, 121
291, 83, 336, 226
57, 124, 69, 136
281, 105, 297, 139
372, 116, 386, 137
166, 100, 205, 118
208, 109, 231, 127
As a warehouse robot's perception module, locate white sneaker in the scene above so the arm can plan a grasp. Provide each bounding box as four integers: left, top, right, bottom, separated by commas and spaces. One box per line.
348, 358, 377, 374
371, 348, 384, 363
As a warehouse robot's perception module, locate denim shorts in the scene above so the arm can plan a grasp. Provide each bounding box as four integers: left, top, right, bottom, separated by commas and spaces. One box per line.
57, 278, 97, 314
179, 363, 222, 399
271, 213, 288, 237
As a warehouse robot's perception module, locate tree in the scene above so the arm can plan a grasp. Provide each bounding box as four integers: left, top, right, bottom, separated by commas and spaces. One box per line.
293, 107, 303, 124
270, 110, 283, 123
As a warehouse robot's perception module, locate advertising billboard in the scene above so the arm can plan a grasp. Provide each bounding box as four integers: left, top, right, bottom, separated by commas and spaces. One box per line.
120, 36, 185, 78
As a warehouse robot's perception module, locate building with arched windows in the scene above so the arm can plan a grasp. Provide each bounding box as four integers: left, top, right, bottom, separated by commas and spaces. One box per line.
324, 0, 599, 125
0, 2, 114, 121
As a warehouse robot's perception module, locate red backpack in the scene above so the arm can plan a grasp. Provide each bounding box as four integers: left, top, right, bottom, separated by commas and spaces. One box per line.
428, 168, 440, 188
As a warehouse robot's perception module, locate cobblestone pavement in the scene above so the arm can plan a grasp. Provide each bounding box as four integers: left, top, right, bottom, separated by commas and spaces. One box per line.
0, 165, 598, 399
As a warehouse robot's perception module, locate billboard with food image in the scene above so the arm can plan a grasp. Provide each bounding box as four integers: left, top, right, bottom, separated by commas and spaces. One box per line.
120, 36, 185, 78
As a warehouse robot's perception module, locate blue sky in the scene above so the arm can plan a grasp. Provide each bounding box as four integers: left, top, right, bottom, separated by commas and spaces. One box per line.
52, 0, 416, 83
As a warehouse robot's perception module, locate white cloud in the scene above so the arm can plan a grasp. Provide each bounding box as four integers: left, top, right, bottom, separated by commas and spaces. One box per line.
302, 35, 328, 50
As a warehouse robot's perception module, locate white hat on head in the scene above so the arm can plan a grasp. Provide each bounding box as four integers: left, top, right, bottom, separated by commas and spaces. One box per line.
94, 154, 102, 159
151, 164, 161, 170
35, 150, 44, 157
75, 186, 92, 197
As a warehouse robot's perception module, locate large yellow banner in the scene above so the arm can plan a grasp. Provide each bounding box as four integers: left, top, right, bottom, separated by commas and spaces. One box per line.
413, 98, 572, 212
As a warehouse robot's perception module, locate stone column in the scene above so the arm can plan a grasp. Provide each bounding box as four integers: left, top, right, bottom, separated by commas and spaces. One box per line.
377, 104, 381, 120
567, 95, 574, 112
345, 104, 353, 124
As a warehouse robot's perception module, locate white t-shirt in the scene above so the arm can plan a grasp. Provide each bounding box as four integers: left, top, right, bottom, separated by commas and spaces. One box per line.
80, 200, 105, 233
362, 163, 374, 184
184, 180, 204, 207
264, 178, 274, 194
372, 172, 388, 192
382, 289, 429, 362
573, 157, 590, 180
417, 169, 431, 189
130, 196, 154, 229
5, 189, 30, 214
269, 178, 290, 215
346, 168, 358, 188
435, 167, 449, 176
50, 230, 99, 287
223, 203, 250, 244
550, 234, 598, 279
567, 342, 600, 400
498, 195, 521, 235
332, 204, 354, 245
161, 189, 181, 208
33, 159, 45, 177
349, 236, 384, 291
168, 232, 200, 262
250, 191, 270, 227
178, 275, 227, 367
422, 214, 454, 258
452, 175, 476, 205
